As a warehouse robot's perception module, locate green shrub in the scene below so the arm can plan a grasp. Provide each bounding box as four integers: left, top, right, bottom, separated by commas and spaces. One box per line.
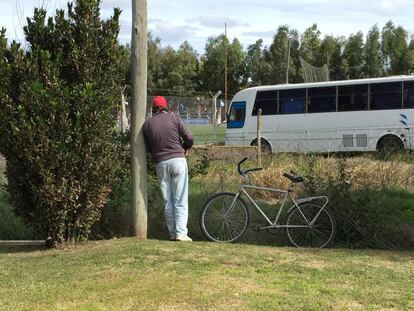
0, 1, 124, 245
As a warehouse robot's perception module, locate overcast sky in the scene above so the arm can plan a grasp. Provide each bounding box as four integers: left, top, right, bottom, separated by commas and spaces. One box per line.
1, 0, 414, 54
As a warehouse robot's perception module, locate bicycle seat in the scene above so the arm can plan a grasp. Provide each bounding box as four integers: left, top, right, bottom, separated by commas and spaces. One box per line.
283, 173, 304, 183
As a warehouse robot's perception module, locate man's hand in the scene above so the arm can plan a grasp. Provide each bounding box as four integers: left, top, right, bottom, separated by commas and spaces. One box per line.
184, 149, 189, 157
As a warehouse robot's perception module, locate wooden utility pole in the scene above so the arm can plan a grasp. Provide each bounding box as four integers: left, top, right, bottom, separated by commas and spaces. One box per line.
131, 0, 148, 238
224, 22, 228, 122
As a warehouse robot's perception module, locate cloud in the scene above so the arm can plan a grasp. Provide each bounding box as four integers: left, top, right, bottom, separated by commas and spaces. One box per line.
273, 2, 315, 13
372, 0, 401, 16
190, 16, 250, 29
149, 20, 199, 47
242, 30, 275, 39
100, 0, 130, 10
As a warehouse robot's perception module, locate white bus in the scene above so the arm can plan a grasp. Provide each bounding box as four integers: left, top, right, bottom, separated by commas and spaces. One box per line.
226, 75, 414, 153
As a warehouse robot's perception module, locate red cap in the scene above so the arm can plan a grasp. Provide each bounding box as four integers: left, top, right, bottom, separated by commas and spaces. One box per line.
152, 96, 167, 109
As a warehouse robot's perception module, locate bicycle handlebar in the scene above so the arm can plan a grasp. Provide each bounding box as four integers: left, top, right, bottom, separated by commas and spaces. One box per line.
237, 158, 303, 183
237, 157, 262, 176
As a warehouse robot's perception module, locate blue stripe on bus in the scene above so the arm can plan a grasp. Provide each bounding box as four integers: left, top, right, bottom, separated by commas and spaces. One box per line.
227, 120, 245, 128
399, 113, 408, 126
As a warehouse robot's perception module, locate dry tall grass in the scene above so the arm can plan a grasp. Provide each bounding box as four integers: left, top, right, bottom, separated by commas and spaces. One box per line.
196, 153, 414, 193
194, 153, 414, 248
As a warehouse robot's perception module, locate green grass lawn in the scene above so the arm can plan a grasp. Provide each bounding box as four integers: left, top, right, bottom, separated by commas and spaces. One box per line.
188, 124, 226, 145
1, 238, 413, 311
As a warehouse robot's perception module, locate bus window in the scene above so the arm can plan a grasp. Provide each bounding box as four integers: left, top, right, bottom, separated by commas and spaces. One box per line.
279, 88, 306, 114
308, 87, 336, 113
252, 90, 278, 115
338, 84, 368, 111
227, 101, 246, 128
370, 82, 402, 110
404, 81, 414, 108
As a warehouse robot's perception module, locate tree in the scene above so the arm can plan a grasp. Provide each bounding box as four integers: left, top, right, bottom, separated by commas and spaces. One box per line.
147, 33, 162, 93
0, 0, 124, 244
343, 32, 364, 79
408, 35, 414, 73
381, 21, 411, 75
382, 22, 410, 75
175, 41, 199, 93
200, 35, 245, 95
288, 31, 301, 83
155, 42, 199, 95
227, 38, 246, 93
363, 25, 383, 77
328, 36, 348, 81
267, 25, 300, 84
314, 35, 347, 81
318, 35, 338, 74
245, 39, 272, 86
299, 24, 322, 65
381, 21, 395, 73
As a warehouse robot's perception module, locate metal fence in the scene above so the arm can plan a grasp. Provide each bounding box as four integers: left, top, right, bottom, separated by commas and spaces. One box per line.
121, 95, 231, 145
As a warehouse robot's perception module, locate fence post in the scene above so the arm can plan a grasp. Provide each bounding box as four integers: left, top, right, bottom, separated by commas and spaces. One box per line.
121, 91, 128, 133
257, 109, 262, 166
211, 91, 222, 143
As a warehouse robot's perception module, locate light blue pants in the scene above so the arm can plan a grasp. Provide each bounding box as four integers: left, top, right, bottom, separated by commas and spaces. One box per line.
155, 157, 189, 239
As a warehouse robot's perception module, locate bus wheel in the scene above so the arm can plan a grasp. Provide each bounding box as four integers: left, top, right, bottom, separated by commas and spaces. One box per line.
251, 138, 272, 153
377, 135, 403, 154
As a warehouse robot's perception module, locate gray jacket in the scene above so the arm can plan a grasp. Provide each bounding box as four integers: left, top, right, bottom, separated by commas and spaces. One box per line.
143, 111, 194, 163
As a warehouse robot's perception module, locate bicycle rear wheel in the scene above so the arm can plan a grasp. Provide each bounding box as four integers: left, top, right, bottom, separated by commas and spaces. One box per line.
200, 192, 250, 243
285, 203, 336, 248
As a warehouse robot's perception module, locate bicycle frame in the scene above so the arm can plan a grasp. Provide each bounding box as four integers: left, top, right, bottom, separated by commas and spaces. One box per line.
226, 183, 329, 231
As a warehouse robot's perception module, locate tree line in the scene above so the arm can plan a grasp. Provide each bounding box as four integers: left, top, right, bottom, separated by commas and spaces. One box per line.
137, 22, 414, 97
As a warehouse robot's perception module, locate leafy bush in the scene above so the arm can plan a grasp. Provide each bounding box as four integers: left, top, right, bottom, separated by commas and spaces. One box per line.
0, 1, 124, 244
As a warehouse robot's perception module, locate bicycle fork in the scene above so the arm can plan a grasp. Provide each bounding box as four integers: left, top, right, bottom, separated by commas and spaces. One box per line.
223, 192, 242, 220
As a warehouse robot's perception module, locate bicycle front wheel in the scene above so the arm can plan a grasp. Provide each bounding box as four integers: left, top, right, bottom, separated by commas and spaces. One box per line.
285, 203, 336, 248
200, 192, 250, 243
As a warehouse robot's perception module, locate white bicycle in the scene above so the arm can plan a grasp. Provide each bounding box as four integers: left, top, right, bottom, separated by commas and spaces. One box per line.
199, 158, 336, 248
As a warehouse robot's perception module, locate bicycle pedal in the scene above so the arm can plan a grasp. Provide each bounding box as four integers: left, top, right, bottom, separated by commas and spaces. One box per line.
251, 224, 262, 232
266, 227, 281, 235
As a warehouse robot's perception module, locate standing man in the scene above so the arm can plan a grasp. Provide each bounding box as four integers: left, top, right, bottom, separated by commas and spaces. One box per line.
143, 96, 194, 241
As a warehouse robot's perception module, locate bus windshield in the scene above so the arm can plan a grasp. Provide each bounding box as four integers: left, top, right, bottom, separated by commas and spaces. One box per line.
227, 101, 246, 128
